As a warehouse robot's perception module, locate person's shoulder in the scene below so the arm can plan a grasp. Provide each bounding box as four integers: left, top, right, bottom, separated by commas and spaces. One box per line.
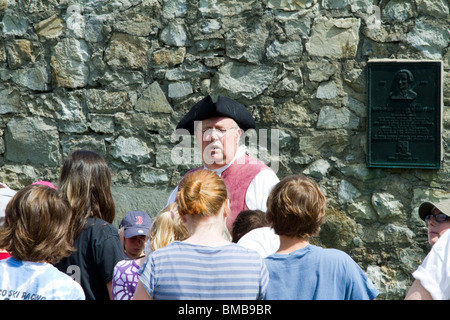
237, 227, 279, 247
44, 263, 81, 284
225, 243, 264, 259
149, 241, 183, 256
252, 166, 279, 184
48, 266, 85, 299
437, 229, 450, 243
240, 227, 276, 240
315, 246, 361, 268
0, 257, 10, 270
238, 227, 279, 256
85, 217, 118, 235
86, 216, 111, 227
78, 218, 120, 251
114, 259, 134, 269
315, 245, 347, 256
244, 155, 272, 170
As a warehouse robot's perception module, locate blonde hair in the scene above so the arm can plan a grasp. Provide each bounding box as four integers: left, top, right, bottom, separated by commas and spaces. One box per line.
176, 169, 229, 218
148, 203, 188, 251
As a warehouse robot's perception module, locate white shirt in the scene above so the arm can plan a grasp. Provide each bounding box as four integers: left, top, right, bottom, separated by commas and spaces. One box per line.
0, 258, 85, 300
166, 146, 279, 212
412, 229, 450, 300
237, 227, 280, 257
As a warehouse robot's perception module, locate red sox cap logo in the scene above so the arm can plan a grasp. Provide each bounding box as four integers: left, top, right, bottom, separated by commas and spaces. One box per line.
136, 216, 143, 225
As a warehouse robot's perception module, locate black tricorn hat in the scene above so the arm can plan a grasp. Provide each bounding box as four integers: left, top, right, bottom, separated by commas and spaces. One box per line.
176, 95, 256, 135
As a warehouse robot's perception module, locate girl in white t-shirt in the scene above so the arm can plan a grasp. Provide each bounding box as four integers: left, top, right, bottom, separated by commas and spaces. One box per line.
0, 184, 84, 300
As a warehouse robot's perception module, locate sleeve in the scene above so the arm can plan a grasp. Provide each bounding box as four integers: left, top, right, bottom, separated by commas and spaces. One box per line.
258, 259, 269, 300
245, 169, 279, 212
412, 230, 450, 300
68, 281, 86, 300
138, 256, 155, 298
58, 282, 85, 300
95, 224, 123, 284
111, 260, 127, 300
345, 255, 379, 300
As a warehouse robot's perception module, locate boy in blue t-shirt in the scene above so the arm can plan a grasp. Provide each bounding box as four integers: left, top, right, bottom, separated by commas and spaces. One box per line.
0, 184, 85, 300
264, 174, 379, 300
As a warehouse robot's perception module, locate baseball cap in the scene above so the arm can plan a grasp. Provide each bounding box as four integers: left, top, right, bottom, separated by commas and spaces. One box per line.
418, 198, 450, 221
119, 210, 152, 238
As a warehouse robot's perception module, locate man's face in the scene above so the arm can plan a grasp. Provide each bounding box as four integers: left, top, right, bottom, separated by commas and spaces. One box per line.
195, 117, 241, 170
397, 72, 409, 91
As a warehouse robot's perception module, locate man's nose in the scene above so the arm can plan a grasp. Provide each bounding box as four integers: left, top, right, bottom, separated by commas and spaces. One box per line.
209, 129, 220, 140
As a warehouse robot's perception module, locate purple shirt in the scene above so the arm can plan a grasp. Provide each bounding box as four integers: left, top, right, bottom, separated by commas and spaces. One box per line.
112, 259, 141, 300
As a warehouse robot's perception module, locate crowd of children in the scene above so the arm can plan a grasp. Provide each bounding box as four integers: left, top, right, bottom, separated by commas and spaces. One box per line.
1, 149, 448, 300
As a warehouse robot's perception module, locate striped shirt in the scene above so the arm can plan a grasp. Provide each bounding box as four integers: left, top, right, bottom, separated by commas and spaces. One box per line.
138, 241, 268, 300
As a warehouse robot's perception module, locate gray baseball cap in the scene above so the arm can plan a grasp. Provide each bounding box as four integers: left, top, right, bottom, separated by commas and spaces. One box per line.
418, 198, 450, 221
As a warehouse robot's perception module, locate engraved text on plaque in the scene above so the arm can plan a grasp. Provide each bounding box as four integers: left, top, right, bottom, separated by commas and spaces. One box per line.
367, 60, 442, 169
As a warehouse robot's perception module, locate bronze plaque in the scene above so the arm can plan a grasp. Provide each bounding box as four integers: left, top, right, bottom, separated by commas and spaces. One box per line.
367, 60, 442, 169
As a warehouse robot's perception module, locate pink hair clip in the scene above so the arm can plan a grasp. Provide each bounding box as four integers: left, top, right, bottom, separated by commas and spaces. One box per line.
170, 210, 175, 219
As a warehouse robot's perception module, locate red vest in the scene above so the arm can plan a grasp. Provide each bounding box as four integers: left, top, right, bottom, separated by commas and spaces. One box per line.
186, 154, 269, 231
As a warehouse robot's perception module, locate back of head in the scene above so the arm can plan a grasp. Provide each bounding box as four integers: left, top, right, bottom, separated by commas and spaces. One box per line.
266, 174, 326, 239
232, 209, 267, 243
58, 150, 115, 238
176, 169, 229, 218
149, 203, 188, 251
0, 184, 74, 263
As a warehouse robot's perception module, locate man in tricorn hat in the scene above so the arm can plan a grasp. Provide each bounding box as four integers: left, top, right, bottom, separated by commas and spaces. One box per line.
167, 95, 279, 232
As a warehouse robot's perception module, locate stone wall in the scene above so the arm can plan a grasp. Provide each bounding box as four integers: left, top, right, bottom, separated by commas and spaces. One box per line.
1, 0, 450, 299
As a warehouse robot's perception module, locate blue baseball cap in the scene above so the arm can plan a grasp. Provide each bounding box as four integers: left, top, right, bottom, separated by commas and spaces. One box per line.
119, 210, 152, 238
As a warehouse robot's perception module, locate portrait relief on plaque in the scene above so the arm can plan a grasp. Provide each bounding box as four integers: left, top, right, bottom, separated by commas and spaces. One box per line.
367, 60, 442, 169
